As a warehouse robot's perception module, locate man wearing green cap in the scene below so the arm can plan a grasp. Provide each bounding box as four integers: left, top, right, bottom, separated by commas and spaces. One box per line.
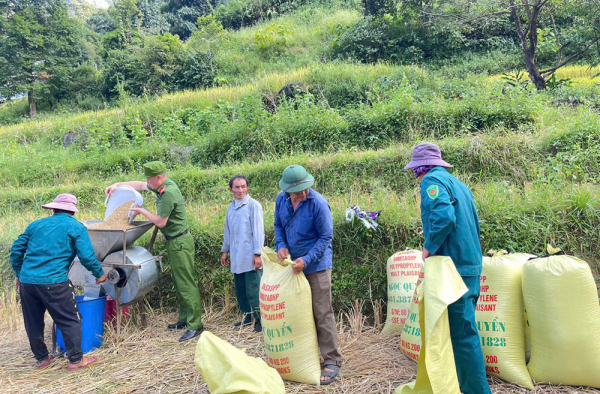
274, 165, 342, 385
105, 161, 203, 342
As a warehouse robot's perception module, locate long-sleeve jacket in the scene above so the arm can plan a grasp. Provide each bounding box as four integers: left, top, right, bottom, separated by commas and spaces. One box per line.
11, 212, 104, 285
274, 188, 333, 275
221, 195, 265, 274
420, 167, 483, 276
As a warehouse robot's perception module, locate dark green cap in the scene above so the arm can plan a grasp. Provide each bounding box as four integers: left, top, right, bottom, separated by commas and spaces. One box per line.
279, 165, 314, 193
143, 161, 167, 177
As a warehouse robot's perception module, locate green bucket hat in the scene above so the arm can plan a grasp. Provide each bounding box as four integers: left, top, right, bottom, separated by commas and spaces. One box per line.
143, 161, 167, 177
279, 165, 314, 193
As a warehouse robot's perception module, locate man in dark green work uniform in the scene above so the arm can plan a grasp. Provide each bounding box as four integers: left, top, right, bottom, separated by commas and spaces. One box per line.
404, 142, 492, 394
105, 161, 203, 342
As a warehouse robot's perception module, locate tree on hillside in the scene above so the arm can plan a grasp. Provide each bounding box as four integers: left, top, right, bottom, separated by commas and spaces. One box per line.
87, 9, 115, 34
163, 0, 218, 40
362, 0, 396, 16
419, 0, 600, 90
67, 0, 98, 20
109, 0, 142, 44
138, 0, 170, 34
0, 0, 87, 118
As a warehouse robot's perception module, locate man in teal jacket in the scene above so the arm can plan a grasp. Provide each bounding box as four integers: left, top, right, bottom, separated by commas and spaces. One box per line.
11, 194, 106, 371
405, 142, 491, 394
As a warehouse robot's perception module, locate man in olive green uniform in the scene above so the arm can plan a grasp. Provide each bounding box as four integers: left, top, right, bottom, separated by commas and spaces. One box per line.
105, 161, 203, 342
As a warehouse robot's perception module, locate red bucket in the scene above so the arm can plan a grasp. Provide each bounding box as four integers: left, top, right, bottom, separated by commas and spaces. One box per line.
104, 296, 130, 325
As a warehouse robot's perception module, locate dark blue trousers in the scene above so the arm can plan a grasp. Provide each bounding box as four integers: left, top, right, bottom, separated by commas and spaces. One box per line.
447, 275, 492, 394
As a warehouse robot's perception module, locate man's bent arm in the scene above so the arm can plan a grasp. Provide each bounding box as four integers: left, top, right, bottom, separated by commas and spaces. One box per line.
10, 228, 31, 278
106, 181, 148, 194
273, 195, 288, 251
303, 202, 333, 266
75, 229, 104, 278
134, 208, 169, 228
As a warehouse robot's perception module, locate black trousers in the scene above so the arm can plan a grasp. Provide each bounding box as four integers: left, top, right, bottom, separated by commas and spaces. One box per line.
20, 280, 83, 364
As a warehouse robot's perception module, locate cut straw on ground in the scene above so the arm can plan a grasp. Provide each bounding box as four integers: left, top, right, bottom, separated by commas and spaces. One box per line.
0, 294, 598, 393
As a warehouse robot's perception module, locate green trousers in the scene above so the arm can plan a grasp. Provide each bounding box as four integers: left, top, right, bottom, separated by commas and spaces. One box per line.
167, 233, 203, 330
234, 269, 262, 322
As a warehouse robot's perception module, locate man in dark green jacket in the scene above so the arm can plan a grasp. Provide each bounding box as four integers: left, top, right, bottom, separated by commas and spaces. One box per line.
105, 161, 203, 342
11, 193, 106, 371
405, 142, 491, 394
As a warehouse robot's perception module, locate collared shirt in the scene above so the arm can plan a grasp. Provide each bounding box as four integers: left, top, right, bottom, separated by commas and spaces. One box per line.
221, 194, 265, 274
10, 213, 104, 285
420, 167, 483, 276
274, 188, 333, 275
148, 178, 188, 238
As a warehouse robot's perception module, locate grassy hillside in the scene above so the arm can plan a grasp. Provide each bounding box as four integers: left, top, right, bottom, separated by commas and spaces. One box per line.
1, 5, 599, 315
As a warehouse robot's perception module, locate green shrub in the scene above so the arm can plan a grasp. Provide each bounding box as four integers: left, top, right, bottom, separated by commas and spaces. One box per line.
343, 86, 537, 144
214, 0, 310, 29
543, 112, 600, 182
428, 50, 523, 78
331, 15, 403, 63
191, 96, 345, 166
254, 23, 292, 56
0, 99, 29, 125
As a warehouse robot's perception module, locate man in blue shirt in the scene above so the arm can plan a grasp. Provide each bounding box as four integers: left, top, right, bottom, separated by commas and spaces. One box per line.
274, 165, 341, 385
405, 142, 491, 394
11, 194, 107, 371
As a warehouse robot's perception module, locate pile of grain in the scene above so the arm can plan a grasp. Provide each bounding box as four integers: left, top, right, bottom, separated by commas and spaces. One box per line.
88, 200, 136, 230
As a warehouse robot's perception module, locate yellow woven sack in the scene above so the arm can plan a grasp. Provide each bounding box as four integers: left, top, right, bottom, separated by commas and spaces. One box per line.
476, 251, 534, 390
399, 264, 424, 362
259, 247, 321, 385
396, 256, 467, 394
194, 331, 285, 394
382, 249, 424, 335
523, 252, 600, 388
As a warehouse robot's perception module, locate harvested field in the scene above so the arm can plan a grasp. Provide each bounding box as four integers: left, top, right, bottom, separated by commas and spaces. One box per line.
0, 293, 598, 394
88, 201, 136, 230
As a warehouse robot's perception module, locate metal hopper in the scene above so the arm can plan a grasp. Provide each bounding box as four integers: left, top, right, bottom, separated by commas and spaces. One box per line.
82, 220, 155, 262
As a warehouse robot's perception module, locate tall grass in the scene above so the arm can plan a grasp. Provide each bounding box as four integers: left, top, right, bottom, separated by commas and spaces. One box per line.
554, 65, 600, 80
0, 288, 21, 332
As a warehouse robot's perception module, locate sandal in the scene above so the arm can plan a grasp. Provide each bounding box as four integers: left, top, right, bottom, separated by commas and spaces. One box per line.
37, 355, 54, 370
68, 355, 98, 371
320, 364, 341, 385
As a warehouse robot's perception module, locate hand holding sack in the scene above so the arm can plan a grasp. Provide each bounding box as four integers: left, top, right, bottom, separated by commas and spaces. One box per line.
475, 251, 535, 390
523, 251, 600, 388
194, 331, 285, 394
259, 247, 321, 385
381, 249, 424, 335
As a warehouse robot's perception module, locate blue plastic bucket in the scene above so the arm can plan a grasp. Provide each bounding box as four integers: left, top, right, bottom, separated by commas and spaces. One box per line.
56, 295, 106, 353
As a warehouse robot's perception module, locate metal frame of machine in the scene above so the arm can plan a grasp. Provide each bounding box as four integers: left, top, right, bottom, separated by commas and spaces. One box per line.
54, 221, 163, 357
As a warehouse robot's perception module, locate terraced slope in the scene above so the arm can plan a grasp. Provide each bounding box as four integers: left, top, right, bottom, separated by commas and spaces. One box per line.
1, 11, 599, 312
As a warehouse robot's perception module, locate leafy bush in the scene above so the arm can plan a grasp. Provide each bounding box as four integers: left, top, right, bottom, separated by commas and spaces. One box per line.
191, 95, 345, 166
543, 112, 600, 182
0, 99, 29, 125
332, 12, 519, 64
100, 34, 216, 99
214, 0, 309, 29
343, 86, 537, 145
254, 23, 292, 56
331, 15, 404, 63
